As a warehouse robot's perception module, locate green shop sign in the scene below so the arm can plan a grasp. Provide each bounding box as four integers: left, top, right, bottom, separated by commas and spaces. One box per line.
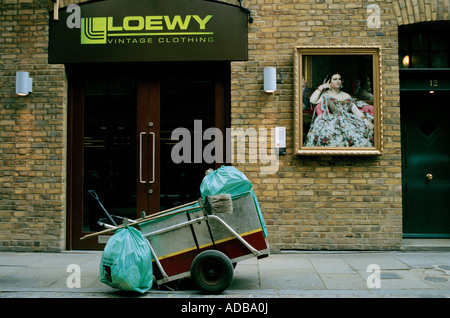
49, 0, 249, 63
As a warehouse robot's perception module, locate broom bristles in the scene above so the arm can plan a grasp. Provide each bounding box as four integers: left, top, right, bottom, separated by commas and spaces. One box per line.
206, 194, 233, 214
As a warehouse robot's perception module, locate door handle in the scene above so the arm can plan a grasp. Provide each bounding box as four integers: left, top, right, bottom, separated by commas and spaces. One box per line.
139, 131, 155, 184
139, 132, 147, 184
149, 132, 155, 184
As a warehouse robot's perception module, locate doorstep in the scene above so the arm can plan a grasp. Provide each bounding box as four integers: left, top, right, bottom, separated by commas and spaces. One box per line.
402, 239, 450, 252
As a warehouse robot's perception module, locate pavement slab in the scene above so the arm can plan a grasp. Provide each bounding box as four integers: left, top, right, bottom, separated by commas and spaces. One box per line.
1, 251, 449, 298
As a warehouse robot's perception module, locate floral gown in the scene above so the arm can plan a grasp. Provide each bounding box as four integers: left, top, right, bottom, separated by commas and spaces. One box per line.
304, 92, 374, 147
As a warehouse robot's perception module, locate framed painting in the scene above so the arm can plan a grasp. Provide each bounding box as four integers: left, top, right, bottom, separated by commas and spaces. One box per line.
294, 46, 382, 155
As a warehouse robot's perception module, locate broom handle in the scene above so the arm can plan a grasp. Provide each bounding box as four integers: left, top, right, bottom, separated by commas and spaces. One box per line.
138, 200, 198, 221
80, 200, 199, 240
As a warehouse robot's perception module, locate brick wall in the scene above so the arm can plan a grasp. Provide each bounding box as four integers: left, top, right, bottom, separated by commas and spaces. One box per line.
0, 0, 67, 251
393, 0, 450, 25
0, 0, 448, 252
232, 0, 399, 251
230, 0, 447, 251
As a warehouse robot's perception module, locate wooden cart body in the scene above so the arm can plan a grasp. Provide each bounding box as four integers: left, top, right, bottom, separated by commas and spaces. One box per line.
139, 192, 269, 286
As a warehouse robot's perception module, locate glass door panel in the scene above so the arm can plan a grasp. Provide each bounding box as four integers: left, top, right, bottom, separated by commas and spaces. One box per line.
83, 78, 137, 232
160, 65, 218, 210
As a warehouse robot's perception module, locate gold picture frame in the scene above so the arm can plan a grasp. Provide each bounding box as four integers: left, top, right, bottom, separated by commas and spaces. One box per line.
294, 46, 383, 155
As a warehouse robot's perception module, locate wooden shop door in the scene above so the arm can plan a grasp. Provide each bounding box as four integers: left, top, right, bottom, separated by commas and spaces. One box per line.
67, 63, 229, 250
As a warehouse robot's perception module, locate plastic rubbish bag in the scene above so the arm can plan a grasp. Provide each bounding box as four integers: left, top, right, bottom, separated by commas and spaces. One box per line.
99, 226, 153, 293
200, 166, 252, 197
200, 166, 268, 237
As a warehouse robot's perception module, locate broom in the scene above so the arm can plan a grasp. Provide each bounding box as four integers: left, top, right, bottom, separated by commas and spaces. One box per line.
205, 193, 233, 215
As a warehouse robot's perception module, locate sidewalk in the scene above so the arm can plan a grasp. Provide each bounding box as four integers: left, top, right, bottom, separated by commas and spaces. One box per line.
1, 251, 449, 298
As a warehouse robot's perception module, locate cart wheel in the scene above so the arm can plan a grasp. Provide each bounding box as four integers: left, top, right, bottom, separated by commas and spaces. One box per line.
190, 250, 234, 294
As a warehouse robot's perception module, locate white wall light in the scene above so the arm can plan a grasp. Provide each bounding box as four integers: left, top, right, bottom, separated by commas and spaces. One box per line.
264, 67, 276, 93
16, 71, 33, 96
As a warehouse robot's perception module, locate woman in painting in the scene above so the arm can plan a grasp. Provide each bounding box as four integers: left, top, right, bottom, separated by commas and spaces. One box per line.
304, 72, 374, 147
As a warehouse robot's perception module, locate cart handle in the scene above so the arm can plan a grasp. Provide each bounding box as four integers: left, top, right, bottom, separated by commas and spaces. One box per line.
142, 214, 262, 257
207, 215, 262, 257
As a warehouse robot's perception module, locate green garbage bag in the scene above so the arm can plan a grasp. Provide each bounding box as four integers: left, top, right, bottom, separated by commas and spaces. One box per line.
200, 166, 268, 237
99, 226, 153, 293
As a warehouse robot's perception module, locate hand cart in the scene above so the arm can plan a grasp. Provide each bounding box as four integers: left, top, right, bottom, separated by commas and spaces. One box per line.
84, 190, 269, 294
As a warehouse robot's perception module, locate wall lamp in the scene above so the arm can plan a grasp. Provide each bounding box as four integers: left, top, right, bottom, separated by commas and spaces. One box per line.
264, 67, 276, 93
16, 71, 33, 96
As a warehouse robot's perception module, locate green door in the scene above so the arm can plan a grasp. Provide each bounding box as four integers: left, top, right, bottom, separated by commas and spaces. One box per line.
401, 91, 450, 237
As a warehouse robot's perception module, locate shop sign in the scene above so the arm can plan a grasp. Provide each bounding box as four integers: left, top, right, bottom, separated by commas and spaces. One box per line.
49, 0, 249, 63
